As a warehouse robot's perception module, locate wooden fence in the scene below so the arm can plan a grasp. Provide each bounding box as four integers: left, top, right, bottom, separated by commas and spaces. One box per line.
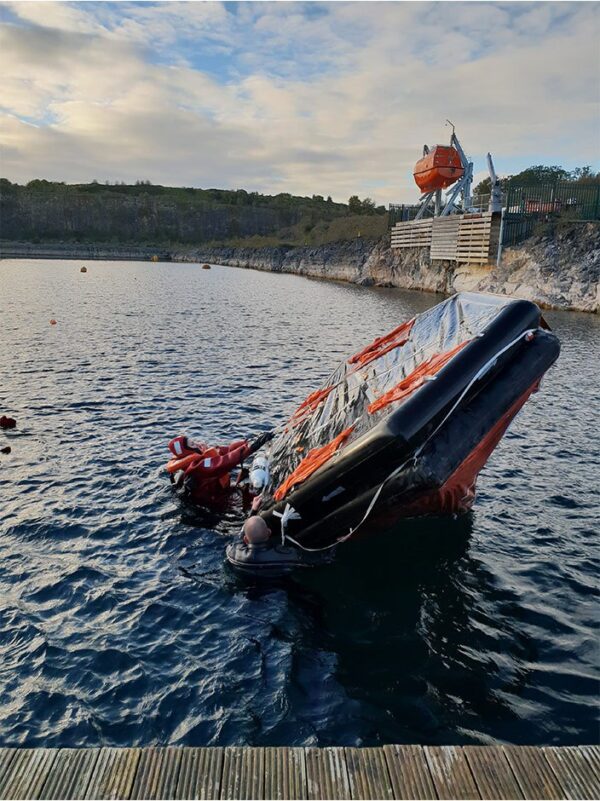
390, 218, 433, 248
391, 212, 500, 265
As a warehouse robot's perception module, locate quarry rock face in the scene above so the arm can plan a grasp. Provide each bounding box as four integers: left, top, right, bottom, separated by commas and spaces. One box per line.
175, 222, 599, 313
473, 223, 600, 313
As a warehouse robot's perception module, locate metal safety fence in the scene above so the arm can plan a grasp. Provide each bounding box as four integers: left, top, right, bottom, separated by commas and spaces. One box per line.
502, 182, 600, 246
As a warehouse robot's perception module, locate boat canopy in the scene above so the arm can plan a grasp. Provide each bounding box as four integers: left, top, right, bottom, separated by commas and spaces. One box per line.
266, 293, 518, 503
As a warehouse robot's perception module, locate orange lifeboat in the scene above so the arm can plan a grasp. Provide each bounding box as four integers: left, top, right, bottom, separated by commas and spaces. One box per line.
413, 145, 464, 193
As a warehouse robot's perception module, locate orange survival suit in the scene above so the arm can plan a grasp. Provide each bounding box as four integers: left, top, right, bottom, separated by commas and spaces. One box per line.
167, 436, 253, 507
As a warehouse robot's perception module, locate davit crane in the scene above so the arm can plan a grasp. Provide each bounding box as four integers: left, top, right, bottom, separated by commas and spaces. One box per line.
413, 121, 500, 219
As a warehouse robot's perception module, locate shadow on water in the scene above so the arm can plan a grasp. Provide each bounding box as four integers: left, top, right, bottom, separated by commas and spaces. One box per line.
213, 515, 546, 745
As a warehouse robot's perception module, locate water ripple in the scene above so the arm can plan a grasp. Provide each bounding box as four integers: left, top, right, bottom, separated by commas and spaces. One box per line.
0, 258, 598, 747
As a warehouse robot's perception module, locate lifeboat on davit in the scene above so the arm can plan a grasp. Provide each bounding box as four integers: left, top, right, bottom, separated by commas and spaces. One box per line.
413, 145, 464, 193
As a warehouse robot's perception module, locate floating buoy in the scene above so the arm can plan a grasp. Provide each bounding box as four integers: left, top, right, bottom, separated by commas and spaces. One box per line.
50, 319, 57, 325
80, 266, 87, 273
1, 446, 11, 455
0, 416, 16, 429
202, 263, 211, 270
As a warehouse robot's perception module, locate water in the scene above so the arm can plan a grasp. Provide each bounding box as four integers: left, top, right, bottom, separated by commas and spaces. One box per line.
0, 258, 598, 748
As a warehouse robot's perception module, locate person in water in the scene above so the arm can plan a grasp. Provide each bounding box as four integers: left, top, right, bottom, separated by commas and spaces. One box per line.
242, 515, 271, 544
167, 431, 273, 508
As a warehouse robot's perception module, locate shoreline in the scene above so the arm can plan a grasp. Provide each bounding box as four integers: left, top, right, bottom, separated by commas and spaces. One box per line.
1, 225, 598, 314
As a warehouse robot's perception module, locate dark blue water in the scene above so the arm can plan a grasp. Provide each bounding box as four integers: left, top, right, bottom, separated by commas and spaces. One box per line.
0, 259, 598, 748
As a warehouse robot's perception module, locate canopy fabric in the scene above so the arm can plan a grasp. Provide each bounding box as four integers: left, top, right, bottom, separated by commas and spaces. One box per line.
265, 293, 511, 503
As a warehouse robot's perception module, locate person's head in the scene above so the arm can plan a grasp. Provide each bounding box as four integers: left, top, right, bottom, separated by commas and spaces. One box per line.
168, 436, 206, 457
243, 516, 271, 545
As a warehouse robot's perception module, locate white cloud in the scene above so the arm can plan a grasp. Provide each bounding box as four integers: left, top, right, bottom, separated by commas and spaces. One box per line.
0, 1, 598, 203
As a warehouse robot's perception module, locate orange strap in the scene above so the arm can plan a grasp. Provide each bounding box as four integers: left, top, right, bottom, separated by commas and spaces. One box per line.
166, 453, 197, 474
274, 425, 355, 501
165, 446, 226, 474
348, 319, 414, 369
368, 340, 470, 414
288, 385, 334, 426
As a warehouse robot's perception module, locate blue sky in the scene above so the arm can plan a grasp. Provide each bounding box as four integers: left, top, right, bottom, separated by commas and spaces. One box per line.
1, 1, 598, 203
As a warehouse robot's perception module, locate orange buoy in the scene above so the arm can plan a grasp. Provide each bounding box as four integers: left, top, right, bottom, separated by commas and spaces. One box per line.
50, 318, 57, 325
202, 263, 211, 270
413, 145, 464, 193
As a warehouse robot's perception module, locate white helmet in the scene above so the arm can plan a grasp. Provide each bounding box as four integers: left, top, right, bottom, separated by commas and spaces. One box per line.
250, 454, 270, 491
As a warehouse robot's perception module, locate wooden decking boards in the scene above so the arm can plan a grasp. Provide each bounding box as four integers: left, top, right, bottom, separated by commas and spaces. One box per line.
0, 745, 598, 800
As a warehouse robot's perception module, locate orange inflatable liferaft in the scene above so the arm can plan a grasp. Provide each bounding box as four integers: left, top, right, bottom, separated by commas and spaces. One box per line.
413, 145, 463, 193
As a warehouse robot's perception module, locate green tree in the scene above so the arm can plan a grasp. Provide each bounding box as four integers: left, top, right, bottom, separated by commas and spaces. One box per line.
348, 195, 362, 213
360, 197, 376, 214
508, 165, 569, 185
571, 166, 600, 183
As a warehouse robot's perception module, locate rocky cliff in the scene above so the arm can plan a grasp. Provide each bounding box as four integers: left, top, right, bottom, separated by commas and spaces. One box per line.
172, 222, 599, 312
2, 223, 598, 313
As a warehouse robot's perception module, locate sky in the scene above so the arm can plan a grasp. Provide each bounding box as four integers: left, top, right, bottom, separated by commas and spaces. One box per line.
0, 0, 599, 204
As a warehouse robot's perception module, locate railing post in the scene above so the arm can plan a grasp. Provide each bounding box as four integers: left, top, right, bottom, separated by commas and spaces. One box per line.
496, 209, 505, 267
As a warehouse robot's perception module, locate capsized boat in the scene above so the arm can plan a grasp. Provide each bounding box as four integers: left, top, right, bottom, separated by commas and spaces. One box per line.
226, 292, 560, 572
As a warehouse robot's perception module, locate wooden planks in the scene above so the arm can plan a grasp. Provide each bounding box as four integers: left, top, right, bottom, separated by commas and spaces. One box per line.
39, 749, 100, 800
456, 213, 494, 265
424, 745, 480, 800
0, 753, 16, 798
391, 211, 500, 264
430, 216, 461, 261
305, 746, 351, 800
263, 747, 306, 800
391, 219, 433, 248
130, 747, 183, 800
220, 747, 264, 800
83, 748, 141, 800
463, 745, 523, 799
383, 744, 437, 800
0, 749, 57, 801
543, 746, 600, 800
345, 747, 393, 800
579, 744, 600, 780
0, 744, 597, 800
176, 748, 224, 800
504, 745, 566, 800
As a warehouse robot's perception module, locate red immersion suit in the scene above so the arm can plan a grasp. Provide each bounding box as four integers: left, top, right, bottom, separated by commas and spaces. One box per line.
167, 437, 252, 507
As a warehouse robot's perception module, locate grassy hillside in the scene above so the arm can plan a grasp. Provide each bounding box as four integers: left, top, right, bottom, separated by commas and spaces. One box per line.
0, 179, 387, 246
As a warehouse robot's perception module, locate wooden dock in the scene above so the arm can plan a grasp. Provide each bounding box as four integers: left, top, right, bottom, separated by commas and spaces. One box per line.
0, 745, 598, 800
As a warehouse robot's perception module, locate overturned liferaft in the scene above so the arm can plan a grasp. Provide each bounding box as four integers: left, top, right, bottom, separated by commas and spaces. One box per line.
227, 292, 560, 572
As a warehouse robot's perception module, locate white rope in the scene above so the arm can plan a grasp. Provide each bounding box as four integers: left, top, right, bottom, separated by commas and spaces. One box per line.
272, 503, 302, 546
277, 328, 537, 553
